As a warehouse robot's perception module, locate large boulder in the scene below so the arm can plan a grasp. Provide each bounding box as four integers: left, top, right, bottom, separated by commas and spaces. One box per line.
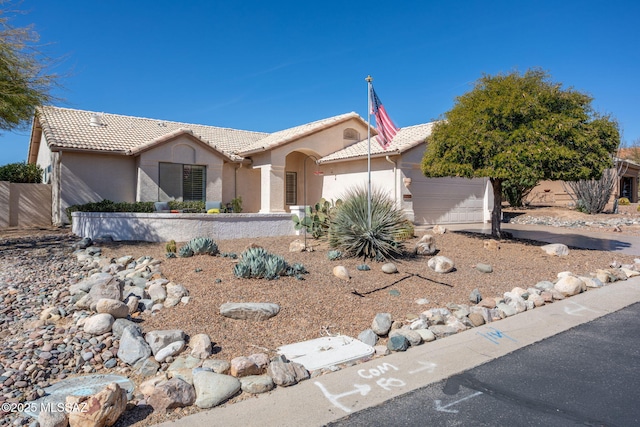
66, 383, 127, 427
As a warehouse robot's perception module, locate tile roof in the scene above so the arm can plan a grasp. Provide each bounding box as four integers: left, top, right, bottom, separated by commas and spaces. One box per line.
35, 106, 436, 165
36, 106, 268, 161
318, 122, 436, 163
237, 112, 363, 155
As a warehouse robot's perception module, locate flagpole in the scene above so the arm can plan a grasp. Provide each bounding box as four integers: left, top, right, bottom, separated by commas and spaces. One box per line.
366, 75, 373, 229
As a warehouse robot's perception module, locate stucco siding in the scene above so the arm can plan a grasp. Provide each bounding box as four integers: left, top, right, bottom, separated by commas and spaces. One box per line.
136, 136, 224, 202
60, 152, 136, 220
321, 157, 398, 204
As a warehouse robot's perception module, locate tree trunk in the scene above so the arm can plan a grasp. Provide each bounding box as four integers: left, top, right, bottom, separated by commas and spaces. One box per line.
490, 178, 503, 239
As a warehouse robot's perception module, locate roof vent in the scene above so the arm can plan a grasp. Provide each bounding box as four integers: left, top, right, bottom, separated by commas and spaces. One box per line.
89, 113, 103, 127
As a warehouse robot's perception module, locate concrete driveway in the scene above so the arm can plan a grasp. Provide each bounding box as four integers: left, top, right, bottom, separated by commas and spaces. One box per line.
446, 222, 640, 256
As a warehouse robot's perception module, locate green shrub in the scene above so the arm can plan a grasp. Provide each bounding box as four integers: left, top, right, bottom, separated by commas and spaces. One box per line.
0, 162, 43, 183
66, 200, 155, 222
65, 199, 208, 222
328, 186, 407, 261
619, 197, 630, 206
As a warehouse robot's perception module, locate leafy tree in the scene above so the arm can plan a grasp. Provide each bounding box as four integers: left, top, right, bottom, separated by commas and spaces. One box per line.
0, 161, 42, 182
421, 69, 619, 238
0, 3, 60, 132
502, 177, 538, 208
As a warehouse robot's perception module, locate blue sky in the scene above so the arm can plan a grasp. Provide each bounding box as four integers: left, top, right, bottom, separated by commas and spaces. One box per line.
1, 0, 638, 164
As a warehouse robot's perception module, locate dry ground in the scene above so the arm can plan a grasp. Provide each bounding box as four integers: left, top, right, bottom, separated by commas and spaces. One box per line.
101, 210, 637, 361
2, 206, 639, 426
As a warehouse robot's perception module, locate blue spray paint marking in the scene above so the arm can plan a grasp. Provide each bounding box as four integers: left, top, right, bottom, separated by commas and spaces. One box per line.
476, 327, 517, 345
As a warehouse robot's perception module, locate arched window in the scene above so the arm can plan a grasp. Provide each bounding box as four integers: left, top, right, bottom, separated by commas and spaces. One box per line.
343, 128, 360, 141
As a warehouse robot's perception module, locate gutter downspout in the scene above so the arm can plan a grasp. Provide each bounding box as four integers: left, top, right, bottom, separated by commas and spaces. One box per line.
385, 155, 397, 203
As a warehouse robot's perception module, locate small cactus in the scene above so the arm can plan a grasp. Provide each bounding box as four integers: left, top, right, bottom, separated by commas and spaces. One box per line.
165, 239, 177, 253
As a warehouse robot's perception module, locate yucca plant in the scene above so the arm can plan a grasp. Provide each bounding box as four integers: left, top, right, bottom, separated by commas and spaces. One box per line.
328, 186, 407, 261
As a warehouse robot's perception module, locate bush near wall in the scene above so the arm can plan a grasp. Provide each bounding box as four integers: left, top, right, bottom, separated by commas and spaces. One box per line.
66, 200, 206, 223
0, 162, 43, 183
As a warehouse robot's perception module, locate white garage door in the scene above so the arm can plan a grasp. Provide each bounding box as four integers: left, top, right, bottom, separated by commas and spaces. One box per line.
410, 176, 488, 224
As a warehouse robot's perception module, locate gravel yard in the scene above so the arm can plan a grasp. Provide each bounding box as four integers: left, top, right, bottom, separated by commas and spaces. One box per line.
0, 206, 638, 426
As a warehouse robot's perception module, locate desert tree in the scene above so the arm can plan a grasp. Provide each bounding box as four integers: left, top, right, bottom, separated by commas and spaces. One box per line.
0, 2, 60, 132
421, 68, 619, 238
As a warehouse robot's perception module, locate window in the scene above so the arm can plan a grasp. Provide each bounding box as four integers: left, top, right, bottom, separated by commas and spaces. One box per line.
159, 162, 206, 201
286, 172, 297, 205
344, 128, 360, 140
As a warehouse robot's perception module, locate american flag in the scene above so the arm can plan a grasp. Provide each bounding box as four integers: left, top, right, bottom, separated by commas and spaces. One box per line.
370, 85, 398, 149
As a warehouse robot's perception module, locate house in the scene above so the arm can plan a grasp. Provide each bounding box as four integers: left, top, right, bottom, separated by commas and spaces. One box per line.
525, 158, 640, 208
27, 106, 492, 226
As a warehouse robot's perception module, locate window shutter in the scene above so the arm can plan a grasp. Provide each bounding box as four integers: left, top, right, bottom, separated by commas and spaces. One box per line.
183, 165, 206, 201
286, 172, 297, 205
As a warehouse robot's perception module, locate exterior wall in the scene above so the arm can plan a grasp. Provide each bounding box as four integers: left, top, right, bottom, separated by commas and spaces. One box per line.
320, 157, 398, 205
136, 136, 224, 202
251, 119, 370, 213
59, 152, 136, 223
72, 212, 295, 242
235, 165, 261, 213
0, 182, 52, 228
525, 163, 640, 209
35, 133, 54, 184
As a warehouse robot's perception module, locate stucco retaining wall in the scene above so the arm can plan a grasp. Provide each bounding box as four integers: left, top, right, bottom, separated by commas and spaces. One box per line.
71, 212, 296, 242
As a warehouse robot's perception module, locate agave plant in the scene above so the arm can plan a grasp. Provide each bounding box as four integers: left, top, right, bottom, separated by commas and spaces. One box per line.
178, 245, 194, 258
187, 237, 219, 256
327, 250, 342, 261
328, 186, 407, 261
233, 247, 308, 280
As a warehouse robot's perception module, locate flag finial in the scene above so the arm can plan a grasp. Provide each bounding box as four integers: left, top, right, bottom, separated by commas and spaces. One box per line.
365, 75, 373, 83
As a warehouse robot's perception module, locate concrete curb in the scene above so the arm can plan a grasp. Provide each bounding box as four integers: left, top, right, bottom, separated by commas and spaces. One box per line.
155, 278, 640, 427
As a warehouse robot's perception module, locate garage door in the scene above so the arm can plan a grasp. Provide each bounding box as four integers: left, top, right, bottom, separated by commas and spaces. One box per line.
410, 176, 489, 224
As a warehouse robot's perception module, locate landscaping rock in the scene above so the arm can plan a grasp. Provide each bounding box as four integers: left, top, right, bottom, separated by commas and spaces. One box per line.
83, 313, 115, 335
332, 265, 350, 281
240, 375, 275, 394
387, 335, 409, 351
190, 333, 213, 359
554, 276, 585, 297
541, 243, 570, 256
357, 329, 378, 346
148, 377, 196, 412
66, 382, 127, 427
193, 371, 241, 409
371, 313, 393, 336
428, 256, 455, 273
267, 358, 309, 387
117, 325, 151, 366
219, 302, 281, 321
145, 330, 186, 356
96, 298, 129, 318
381, 263, 398, 274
